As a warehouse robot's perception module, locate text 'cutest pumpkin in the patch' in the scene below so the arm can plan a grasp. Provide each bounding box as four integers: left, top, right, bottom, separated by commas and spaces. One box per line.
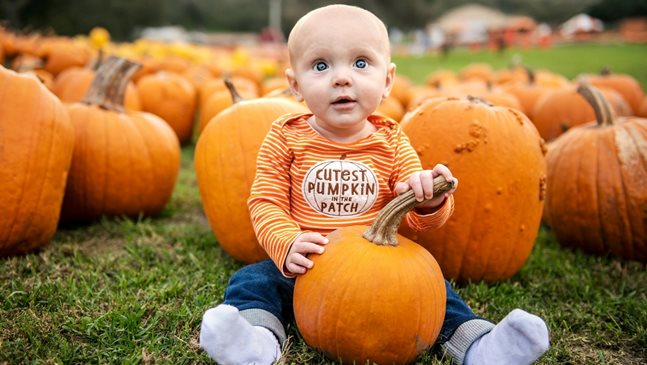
302, 156, 379, 217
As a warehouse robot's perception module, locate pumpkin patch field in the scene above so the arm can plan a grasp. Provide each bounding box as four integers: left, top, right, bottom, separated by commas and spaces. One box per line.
1, 41, 647, 364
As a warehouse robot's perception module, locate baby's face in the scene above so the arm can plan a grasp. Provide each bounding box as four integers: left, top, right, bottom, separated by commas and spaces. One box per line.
286, 8, 395, 133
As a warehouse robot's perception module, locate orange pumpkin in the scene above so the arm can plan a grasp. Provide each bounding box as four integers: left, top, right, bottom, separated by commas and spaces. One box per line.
198, 75, 259, 109
39, 38, 93, 76
197, 80, 258, 134
375, 95, 405, 121
61, 56, 180, 223
400, 96, 547, 282
195, 82, 308, 263
390, 74, 414, 107
53, 58, 141, 110
0, 66, 75, 256
459, 62, 494, 83
181, 65, 215, 89
532, 85, 632, 141
501, 68, 559, 119
294, 181, 450, 365
426, 69, 460, 88
260, 76, 290, 96
136, 71, 197, 144
639, 96, 647, 118
544, 83, 647, 262
582, 67, 645, 114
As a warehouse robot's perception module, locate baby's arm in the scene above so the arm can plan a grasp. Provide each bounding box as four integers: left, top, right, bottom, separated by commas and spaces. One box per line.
284, 232, 329, 275
395, 163, 458, 212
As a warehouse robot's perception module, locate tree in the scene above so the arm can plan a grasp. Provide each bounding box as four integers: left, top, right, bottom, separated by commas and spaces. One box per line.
588, 0, 647, 23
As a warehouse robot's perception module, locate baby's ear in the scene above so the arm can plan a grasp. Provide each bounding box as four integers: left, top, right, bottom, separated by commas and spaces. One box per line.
285, 68, 304, 102
383, 62, 396, 98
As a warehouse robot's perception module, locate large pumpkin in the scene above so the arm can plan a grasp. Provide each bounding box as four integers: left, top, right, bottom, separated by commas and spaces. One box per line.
0, 66, 75, 256
61, 56, 180, 222
400, 96, 547, 283
194, 81, 308, 263
544, 83, 647, 261
294, 179, 451, 365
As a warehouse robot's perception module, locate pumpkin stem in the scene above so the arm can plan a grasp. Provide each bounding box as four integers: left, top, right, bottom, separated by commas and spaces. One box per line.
577, 82, 614, 127
600, 65, 611, 76
363, 176, 455, 246
524, 66, 536, 85
15, 56, 44, 72
88, 49, 104, 71
224, 78, 243, 104
467, 95, 493, 107
81, 55, 141, 113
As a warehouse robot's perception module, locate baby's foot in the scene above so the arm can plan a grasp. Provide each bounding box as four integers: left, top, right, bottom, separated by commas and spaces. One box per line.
464, 308, 549, 365
200, 304, 280, 365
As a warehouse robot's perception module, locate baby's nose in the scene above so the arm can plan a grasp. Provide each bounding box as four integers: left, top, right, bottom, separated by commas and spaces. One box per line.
332, 69, 352, 87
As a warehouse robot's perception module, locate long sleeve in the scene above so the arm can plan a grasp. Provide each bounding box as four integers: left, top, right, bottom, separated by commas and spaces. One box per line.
248, 122, 303, 276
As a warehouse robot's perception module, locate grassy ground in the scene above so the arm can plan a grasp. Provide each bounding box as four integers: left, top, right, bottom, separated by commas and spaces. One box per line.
2, 44, 647, 364
393, 43, 647, 89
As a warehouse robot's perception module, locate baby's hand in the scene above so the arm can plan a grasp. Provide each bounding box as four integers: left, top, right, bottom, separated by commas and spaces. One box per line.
285, 232, 329, 275
395, 164, 458, 210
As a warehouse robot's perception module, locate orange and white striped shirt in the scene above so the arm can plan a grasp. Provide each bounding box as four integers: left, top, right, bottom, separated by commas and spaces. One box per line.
248, 113, 454, 276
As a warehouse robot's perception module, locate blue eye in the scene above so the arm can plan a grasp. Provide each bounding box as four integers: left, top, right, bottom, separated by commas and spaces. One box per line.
314, 62, 328, 71
354, 59, 367, 69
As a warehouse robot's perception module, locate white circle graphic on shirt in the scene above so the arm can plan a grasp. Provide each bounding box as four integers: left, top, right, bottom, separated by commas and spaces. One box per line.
302, 159, 379, 217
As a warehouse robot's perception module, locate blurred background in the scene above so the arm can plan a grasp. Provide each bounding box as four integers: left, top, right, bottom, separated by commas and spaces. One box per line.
2, 0, 647, 47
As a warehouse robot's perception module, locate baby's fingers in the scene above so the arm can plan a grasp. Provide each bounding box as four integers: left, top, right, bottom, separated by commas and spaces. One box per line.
298, 232, 329, 246
286, 254, 313, 274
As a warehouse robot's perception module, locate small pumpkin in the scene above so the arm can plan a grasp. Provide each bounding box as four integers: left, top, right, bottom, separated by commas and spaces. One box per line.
532, 85, 632, 141
582, 67, 645, 114
294, 178, 451, 365
544, 83, 647, 262
375, 95, 405, 122
195, 81, 308, 263
637, 95, 647, 118
39, 38, 93, 76
198, 75, 259, 108
459, 62, 494, 83
197, 79, 258, 134
136, 71, 197, 144
501, 68, 560, 119
53, 55, 141, 110
61, 56, 180, 222
390, 74, 414, 107
0, 65, 75, 256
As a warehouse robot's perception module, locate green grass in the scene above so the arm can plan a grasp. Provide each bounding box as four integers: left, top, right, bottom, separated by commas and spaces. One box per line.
393, 43, 647, 89
2, 43, 647, 364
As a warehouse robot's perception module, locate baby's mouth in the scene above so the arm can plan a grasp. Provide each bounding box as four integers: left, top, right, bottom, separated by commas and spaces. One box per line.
332, 98, 355, 105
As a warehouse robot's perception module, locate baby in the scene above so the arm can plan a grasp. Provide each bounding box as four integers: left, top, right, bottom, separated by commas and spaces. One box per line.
200, 4, 550, 365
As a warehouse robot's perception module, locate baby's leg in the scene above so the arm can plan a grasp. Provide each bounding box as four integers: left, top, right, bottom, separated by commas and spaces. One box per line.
464, 308, 549, 365
200, 304, 280, 365
200, 260, 295, 364
438, 280, 549, 364
439, 280, 495, 364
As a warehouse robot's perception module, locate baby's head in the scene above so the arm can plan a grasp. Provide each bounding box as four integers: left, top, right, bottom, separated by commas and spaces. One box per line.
285, 5, 395, 129
287, 4, 391, 68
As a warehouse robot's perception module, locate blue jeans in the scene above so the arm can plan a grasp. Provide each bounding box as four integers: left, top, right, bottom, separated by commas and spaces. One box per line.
223, 259, 489, 353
